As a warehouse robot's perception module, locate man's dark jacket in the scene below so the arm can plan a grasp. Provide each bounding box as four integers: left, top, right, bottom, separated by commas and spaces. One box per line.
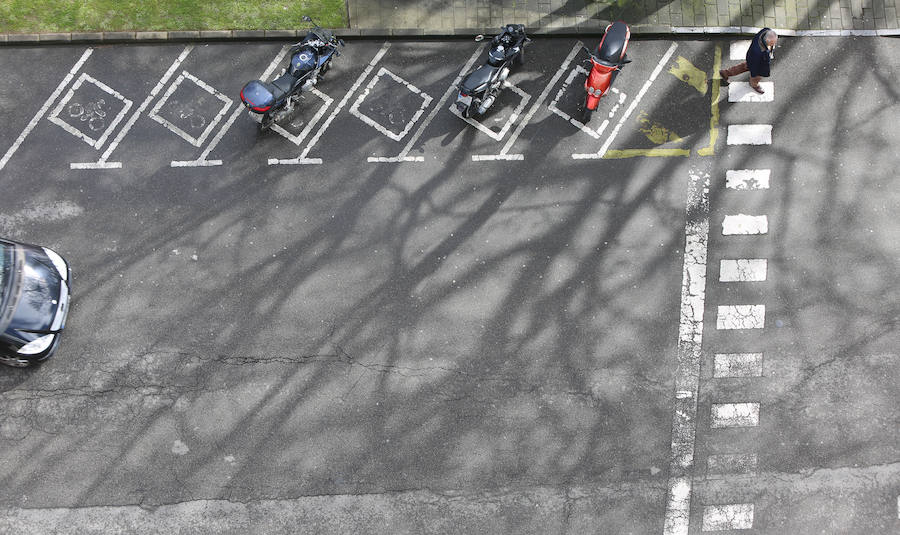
745, 28, 772, 77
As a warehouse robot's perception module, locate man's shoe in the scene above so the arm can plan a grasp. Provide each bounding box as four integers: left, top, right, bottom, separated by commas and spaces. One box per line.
751, 84, 765, 94
718, 69, 729, 85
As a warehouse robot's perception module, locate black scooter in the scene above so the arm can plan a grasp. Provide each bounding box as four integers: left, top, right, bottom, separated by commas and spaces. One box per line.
240, 16, 344, 131
455, 24, 530, 119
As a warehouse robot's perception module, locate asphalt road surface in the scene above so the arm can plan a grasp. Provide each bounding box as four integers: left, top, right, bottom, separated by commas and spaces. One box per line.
0, 35, 897, 534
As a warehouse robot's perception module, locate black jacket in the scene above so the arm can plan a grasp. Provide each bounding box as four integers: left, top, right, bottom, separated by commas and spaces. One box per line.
746, 28, 773, 77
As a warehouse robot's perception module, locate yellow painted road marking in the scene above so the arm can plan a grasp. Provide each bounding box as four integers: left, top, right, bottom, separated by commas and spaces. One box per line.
603, 148, 690, 159
668, 56, 708, 95
698, 44, 722, 156
638, 110, 684, 145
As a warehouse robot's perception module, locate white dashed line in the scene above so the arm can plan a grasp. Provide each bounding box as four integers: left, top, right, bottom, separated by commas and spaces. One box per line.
716, 305, 766, 330
722, 214, 768, 235
573, 42, 678, 159
726, 169, 770, 189
1, 48, 93, 172
711, 403, 760, 428
713, 353, 764, 378
719, 259, 767, 282
701, 503, 755, 531
663, 169, 711, 535
706, 453, 759, 477
270, 42, 390, 166
727, 124, 772, 145
728, 82, 774, 102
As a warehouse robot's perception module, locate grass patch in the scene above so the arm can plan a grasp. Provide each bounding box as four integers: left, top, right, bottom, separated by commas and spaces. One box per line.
0, 0, 347, 33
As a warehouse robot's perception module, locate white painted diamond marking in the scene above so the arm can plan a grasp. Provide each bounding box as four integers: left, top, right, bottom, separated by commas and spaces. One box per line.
702, 503, 754, 530
268, 88, 334, 146
350, 67, 433, 142
449, 84, 531, 142
547, 64, 626, 139
48, 72, 133, 150
148, 70, 232, 147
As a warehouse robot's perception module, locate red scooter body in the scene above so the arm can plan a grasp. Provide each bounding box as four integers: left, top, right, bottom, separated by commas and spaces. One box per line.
584, 21, 631, 113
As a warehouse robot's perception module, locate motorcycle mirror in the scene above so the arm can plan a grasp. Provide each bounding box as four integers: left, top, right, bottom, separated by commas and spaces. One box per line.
474, 34, 484, 42
339, 39, 345, 46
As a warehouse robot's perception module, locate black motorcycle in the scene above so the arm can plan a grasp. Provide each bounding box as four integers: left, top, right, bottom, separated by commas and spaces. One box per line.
240, 15, 344, 131
455, 24, 530, 118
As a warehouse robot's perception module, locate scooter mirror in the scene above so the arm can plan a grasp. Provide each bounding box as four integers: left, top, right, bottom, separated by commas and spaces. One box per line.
474, 34, 484, 42
581, 45, 591, 55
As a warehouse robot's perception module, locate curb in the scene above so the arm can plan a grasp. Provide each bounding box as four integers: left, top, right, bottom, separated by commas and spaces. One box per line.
1, 26, 899, 44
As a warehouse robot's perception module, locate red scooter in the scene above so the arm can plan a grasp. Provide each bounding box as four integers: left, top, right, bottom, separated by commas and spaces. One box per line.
583, 21, 631, 122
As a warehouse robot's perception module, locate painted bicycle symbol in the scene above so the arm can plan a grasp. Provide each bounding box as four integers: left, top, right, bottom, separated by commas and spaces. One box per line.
68, 99, 107, 132
168, 99, 207, 130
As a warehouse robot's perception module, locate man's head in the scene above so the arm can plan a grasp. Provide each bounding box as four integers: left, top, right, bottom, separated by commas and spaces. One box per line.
764, 30, 778, 48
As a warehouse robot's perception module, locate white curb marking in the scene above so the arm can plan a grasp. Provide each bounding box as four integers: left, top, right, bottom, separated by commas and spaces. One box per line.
71, 46, 193, 169
573, 41, 677, 159
727, 124, 772, 145
716, 305, 766, 330
713, 353, 764, 378
473, 42, 585, 161
148, 71, 232, 147
707, 453, 758, 477
47, 73, 133, 150
711, 403, 760, 428
719, 259, 767, 282
449, 84, 531, 142
270, 42, 391, 165
350, 67, 432, 141
1, 48, 93, 171
702, 503, 754, 531
368, 44, 482, 163
726, 169, 770, 190
728, 82, 774, 102
722, 214, 768, 235
663, 169, 710, 535
546, 44, 626, 141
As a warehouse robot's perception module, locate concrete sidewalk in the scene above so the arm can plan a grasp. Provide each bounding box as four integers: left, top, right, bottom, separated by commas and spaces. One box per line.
347, 0, 900, 35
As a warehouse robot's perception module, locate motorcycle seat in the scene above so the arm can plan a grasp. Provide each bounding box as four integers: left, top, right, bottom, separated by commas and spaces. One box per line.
269, 73, 298, 100
460, 64, 498, 93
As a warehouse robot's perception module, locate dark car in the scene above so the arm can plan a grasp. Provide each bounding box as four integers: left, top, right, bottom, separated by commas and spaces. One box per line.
0, 238, 71, 367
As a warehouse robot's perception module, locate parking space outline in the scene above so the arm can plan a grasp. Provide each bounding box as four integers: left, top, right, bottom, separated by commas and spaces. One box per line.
47, 72, 133, 150
148, 70, 232, 148
350, 67, 433, 142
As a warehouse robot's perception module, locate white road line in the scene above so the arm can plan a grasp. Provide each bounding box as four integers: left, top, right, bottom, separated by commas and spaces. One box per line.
716, 305, 766, 330
270, 42, 391, 166
369, 45, 483, 164
728, 82, 774, 102
726, 169, 770, 190
719, 259, 767, 282
701, 503, 755, 531
350, 67, 432, 141
0, 48, 93, 172
727, 124, 772, 145
47, 73, 133, 150
706, 453, 759, 477
729, 41, 752, 61
713, 353, 764, 378
711, 403, 760, 428
71, 46, 193, 169
448, 83, 531, 142
481, 42, 584, 158
722, 214, 768, 235
663, 169, 710, 535
268, 88, 334, 146
573, 42, 678, 159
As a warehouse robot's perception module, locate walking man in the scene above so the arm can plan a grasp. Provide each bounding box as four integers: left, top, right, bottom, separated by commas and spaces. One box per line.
719, 28, 777, 94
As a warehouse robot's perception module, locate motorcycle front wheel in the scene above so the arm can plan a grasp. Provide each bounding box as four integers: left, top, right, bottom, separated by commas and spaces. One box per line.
582, 105, 593, 123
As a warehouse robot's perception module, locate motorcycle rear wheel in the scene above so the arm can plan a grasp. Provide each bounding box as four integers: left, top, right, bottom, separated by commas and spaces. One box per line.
260, 112, 275, 131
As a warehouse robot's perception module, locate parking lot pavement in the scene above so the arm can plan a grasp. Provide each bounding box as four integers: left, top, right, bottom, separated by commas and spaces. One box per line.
0, 37, 898, 533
